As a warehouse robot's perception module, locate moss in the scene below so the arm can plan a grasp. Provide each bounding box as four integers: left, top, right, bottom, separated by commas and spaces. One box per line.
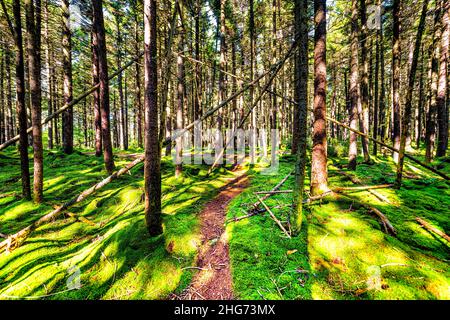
227, 153, 449, 300
0, 147, 237, 299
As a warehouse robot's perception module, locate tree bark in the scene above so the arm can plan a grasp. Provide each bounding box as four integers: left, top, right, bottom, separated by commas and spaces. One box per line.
61, 0, 73, 155
425, 0, 443, 163
25, 0, 43, 203
292, 0, 308, 235
92, 0, 115, 173
144, 0, 163, 236
91, 32, 102, 156
44, 0, 53, 149
134, 2, 143, 148
348, 0, 360, 170
311, 0, 329, 195
436, 3, 449, 157
396, 0, 429, 188
358, 0, 371, 163
392, 0, 401, 163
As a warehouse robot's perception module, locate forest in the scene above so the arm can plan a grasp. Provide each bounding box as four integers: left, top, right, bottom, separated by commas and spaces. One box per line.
0, 0, 448, 301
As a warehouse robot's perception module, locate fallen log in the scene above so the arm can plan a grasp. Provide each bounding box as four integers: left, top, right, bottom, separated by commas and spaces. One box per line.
256, 195, 291, 238
416, 217, 450, 242
0, 156, 144, 253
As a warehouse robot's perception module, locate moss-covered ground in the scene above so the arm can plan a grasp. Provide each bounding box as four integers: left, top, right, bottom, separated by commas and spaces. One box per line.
0, 147, 240, 299
226, 149, 449, 300
0, 145, 448, 300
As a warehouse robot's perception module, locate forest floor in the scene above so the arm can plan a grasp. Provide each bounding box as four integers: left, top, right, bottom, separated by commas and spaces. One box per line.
0, 146, 449, 300
173, 167, 248, 300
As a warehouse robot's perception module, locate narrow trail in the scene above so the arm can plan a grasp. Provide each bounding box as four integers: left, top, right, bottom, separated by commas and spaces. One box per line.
175, 168, 249, 300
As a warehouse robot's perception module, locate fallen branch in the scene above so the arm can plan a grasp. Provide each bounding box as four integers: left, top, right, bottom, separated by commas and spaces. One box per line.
254, 190, 293, 195
250, 170, 294, 210
337, 171, 392, 204
416, 217, 450, 242
227, 170, 293, 223
0, 233, 7, 239
333, 184, 394, 192
334, 192, 396, 235
0, 156, 144, 253
256, 194, 291, 238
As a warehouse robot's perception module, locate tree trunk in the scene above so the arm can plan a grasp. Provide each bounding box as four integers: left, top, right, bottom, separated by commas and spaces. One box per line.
91, 32, 102, 156
373, 25, 380, 155
358, 0, 371, 163
116, 15, 127, 151
436, 3, 449, 157
217, 0, 226, 132
249, 0, 257, 162
311, 0, 328, 196
292, 0, 308, 235
415, 45, 425, 149
25, 0, 43, 203
396, 0, 429, 188
44, 0, 53, 149
175, 33, 185, 178
144, 0, 163, 236
134, 3, 143, 148
392, 0, 401, 163
61, 0, 73, 154
425, 0, 443, 163
348, 0, 359, 170
92, 0, 115, 173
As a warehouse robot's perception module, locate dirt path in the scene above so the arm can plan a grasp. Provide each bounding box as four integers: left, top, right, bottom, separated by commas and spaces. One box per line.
175, 169, 249, 300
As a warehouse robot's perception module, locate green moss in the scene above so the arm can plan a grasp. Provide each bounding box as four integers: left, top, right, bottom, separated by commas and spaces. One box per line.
0, 147, 237, 299
228, 153, 449, 300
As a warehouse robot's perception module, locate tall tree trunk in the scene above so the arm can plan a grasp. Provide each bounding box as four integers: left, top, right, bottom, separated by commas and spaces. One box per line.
392, 0, 401, 163
5, 52, 14, 143
175, 34, 185, 177
217, 0, 226, 132
134, 3, 143, 148
396, 0, 429, 188
194, 0, 202, 161
425, 0, 443, 163
373, 24, 380, 155
249, 0, 257, 162
92, 0, 115, 173
144, 0, 163, 236
25, 0, 43, 203
358, 0, 371, 163
348, 0, 359, 170
91, 32, 102, 156
436, 3, 449, 157
415, 45, 425, 149
270, 0, 278, 166
44, 0, 53, 149
379, 19, 387, 144
311, 0, 328, 196
116, 15, 127, 151
292, 0, 308, 235
7, 0, 31, 199
61, 0, 73, 154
